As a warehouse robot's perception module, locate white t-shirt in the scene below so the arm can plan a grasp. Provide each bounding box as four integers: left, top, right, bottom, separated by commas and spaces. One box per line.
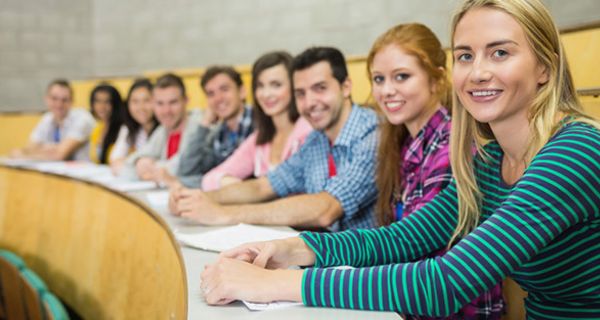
29, 108, 96, 161
109, 125, 150, 162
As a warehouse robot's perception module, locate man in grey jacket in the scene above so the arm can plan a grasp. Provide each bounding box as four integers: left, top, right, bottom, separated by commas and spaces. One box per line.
122, 73, 200, 185
176, 65, 253, 187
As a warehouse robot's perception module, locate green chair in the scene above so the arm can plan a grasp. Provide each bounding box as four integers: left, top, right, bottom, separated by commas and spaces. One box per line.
0, 249, 26, 270
0, 250, 70, 320
0, 250, 28, 319
42, 292, 70, 320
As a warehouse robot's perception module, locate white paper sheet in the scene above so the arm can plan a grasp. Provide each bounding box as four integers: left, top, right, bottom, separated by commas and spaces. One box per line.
175, 224, 299, 252
104, 180, 160, 192
242, 300, 303, 311
145, 190, 170, 208
0, 157, 41, 167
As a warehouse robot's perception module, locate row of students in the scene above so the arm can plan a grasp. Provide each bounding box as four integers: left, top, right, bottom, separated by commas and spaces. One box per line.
166, 27, 504, 319
9, 78, 159, 168
196, 0, 600, 319
9, 0, 599, 317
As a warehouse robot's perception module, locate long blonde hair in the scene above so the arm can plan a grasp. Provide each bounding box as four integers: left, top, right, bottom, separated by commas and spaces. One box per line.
367, 23, 451, 226
449, 0, 599, 244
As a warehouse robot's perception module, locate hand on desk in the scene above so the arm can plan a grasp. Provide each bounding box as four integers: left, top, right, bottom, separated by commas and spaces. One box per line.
9, 148, 25, 158
109, 159, 125, 176
200, 256, 303, 306
136, 157, 158, 181
200, 237, 314, 305
168, 183, 184, 214
170, 188, 231, 225
221, 237, 316, 269
136, 157, 178, 186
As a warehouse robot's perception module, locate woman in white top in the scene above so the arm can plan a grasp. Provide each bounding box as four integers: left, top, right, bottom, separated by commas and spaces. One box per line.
110, 78, 158, 174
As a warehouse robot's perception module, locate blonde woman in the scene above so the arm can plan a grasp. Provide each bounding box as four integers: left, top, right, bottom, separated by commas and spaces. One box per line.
200, 0, 600, 318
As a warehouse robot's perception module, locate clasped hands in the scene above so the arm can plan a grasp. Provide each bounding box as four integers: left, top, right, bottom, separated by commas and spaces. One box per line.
199, 237, 314, 305
168, 183, 231, 225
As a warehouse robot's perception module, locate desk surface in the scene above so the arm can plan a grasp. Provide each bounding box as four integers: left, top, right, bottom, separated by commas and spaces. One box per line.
130, 191, 401, 319
1, 161, 399, 319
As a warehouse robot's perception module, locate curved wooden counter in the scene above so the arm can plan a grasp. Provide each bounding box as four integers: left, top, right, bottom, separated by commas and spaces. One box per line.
0, 165, 187, 319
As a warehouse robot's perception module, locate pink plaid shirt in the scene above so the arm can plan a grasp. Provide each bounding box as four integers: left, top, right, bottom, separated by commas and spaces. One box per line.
395, 107, 504, 320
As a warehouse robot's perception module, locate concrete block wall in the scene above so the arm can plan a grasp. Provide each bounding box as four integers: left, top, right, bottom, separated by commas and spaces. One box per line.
90, 0, 462, 77
1, 0, 93, 111
1, 0, 599, 112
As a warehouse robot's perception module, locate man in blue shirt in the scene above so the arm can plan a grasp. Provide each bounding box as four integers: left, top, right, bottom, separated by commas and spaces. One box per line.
170, 47, 378, 231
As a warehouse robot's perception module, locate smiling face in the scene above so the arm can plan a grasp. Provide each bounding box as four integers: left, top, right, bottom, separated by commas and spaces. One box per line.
92, 90, 113, 122
128, 86, 154, 126
371, 44, 437, 135
255, 64, 292, 118
46, 84, 72, 122
293, 61, 351, 135
452, 7, 548, 128
152, 86, 187, 131
203, 73, 245, 122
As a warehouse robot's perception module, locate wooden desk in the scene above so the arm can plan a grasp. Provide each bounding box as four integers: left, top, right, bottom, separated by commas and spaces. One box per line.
0, 165, 186, 319
129, 191, 401, 319
0, 164, 399, 319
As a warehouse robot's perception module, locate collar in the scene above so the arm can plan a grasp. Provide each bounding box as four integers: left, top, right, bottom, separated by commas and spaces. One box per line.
331, 104, 363, 148
403, 107, 450, 165
218, 105, 252, 135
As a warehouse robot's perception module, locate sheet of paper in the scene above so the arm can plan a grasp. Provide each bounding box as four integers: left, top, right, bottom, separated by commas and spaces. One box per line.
145, 190, 170, 208
104, 180, 160, 192
242, 300, 303, 311
0, 157, 41, 167
66, 165, 112, 179
175, 224, 299, 252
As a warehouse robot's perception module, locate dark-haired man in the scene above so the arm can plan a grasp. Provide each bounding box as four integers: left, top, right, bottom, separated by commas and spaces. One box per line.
175, 65, 254, 187
170, 47, 378, 231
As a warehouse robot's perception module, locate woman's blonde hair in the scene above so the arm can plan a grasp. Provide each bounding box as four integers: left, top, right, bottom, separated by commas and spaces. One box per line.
449, 0, 598, 244
366, 23, 451, 226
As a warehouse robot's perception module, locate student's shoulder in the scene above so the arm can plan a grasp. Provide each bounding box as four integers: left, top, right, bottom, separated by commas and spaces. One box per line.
38, 111, 54, 124
302, 129, 326, 146
547, 121, 600, 149
353, 105, 378, 124
69, 108, 95, 122
349, 105, 379, 139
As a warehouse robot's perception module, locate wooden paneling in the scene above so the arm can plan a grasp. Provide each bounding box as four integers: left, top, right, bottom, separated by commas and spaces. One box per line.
0, 113, 43, 155
0, 166, 187, 319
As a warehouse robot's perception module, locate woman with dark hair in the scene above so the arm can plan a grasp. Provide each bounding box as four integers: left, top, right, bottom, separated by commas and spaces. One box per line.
89, 83, 124, 164
201, 51, 312, 190
109, 78, 158, 173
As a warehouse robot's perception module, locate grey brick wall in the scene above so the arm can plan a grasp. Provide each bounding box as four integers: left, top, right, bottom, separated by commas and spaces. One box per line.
1, 0, 93, 111
1, 0, 599, 111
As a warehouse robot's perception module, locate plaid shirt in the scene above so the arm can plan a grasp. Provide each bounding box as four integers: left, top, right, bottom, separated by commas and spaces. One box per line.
213, 105, 254, 162
399, 107, 504, 320
267, 105, 379, 231
395, 107, 452, 218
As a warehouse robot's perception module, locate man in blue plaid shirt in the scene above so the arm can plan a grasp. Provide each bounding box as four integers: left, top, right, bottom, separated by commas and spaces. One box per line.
170, 47, 378, 231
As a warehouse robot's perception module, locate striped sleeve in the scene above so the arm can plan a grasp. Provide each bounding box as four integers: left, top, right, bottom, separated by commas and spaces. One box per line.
300, 180, 459, 268
301, 124, 600, 317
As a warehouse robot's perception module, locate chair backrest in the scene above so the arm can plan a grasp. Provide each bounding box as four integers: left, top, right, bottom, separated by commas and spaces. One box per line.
42, 292, 70, 320
20, 268, 48, 320
0, 251, 28, 319
0, 249, 70, 320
